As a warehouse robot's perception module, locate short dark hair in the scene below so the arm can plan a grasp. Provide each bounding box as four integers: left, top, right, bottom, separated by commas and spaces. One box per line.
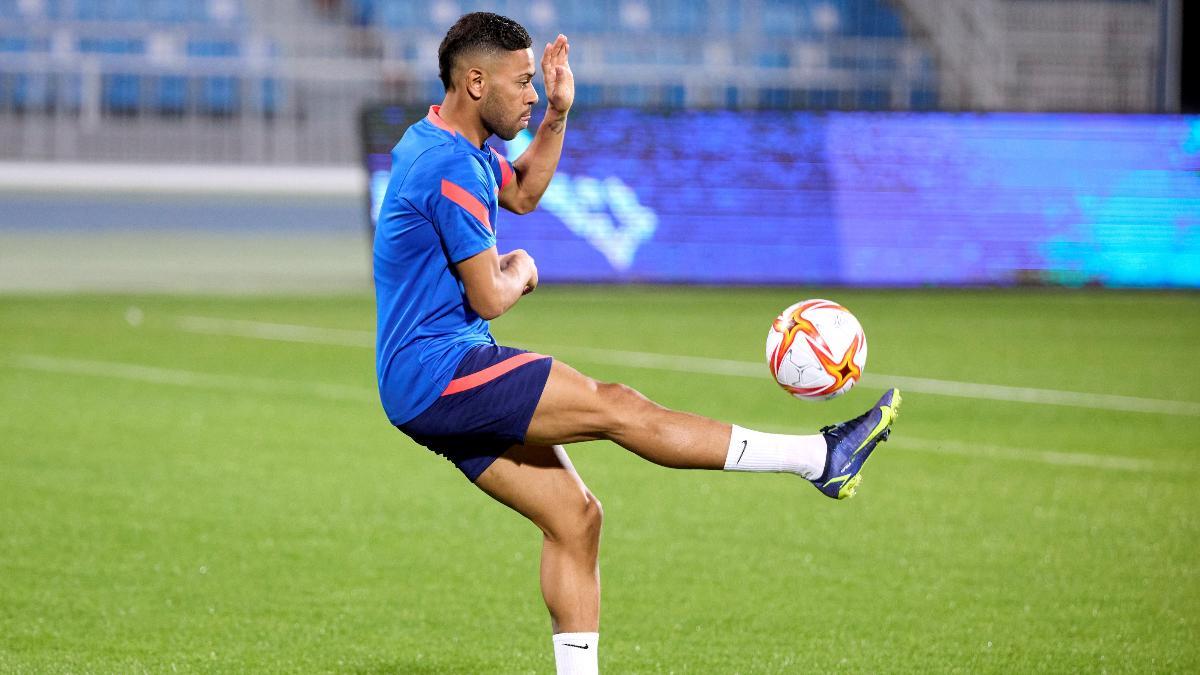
438, 12, 532, 91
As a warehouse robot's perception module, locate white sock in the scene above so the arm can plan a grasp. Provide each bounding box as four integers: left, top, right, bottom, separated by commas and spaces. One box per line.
552, 632, 598, 675
723, 425, 828, 480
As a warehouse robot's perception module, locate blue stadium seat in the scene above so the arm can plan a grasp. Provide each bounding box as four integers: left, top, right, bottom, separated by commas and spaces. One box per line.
761, 0, 813, 37
103, 72, 141, 112
154, 75, 188, 115
257, 41, 283, 117
661, 84, 685, 106
858, 88, 890, 108
455, 0, 490, 19
187, 39, 241, 115
260, 76, 281, 116
186, 38, 240, 58
145, 0, 192, 23
656, 0, 709, 35
567, 1, 619, 33
723, 85, 739, 108
78, 37, 145, 113
348, 0, 374, 25
77, 37, 145, 53
615, 84, 649, 106
0, 35, 30, 52
910, 88, 938, 110
43, 0, 66, 19
72, 0, 101, 20
809, 88, 840, 108
843, 0, 905, 37
377, 0, 424, 28
1, 35, 28, 110
755, 50, 790, 69
105, 0, 141, 22
574, 83, 602, 106
6, 73, 55, 112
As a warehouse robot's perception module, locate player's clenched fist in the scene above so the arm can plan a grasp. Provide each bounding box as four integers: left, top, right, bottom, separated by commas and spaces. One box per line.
501, 249, 539, 294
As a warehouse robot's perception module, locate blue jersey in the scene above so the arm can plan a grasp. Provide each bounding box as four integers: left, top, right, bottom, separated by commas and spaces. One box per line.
374, 105, 516, 425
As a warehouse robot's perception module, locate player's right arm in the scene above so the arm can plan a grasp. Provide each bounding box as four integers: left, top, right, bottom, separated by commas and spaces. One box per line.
456, 247, 538, 320
423, 152, 538, 320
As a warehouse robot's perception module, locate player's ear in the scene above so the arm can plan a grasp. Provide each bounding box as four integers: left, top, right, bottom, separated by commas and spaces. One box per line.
465, 66, 486, 101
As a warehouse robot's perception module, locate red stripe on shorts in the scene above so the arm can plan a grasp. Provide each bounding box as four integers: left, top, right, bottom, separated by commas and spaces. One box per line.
440, 352, 550, 396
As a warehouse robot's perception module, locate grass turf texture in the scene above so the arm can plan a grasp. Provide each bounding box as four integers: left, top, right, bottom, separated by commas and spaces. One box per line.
1, 288, 1197, 673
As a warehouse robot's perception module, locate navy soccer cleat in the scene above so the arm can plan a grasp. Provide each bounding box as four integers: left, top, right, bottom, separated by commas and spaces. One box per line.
812, 388, 902, 499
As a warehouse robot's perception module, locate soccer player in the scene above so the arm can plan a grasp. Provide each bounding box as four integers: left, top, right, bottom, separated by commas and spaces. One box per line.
373, 12, 901, 674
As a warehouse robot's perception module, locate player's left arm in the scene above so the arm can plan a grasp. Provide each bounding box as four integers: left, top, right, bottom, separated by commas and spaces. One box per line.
499, 34, 573, 215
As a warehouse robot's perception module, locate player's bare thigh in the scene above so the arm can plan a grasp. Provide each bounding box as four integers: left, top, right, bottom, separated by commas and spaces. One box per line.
524, 358, 729, 470
525, 360, 659, 445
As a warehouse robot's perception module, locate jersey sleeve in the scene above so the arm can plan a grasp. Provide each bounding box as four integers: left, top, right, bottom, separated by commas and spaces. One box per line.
425, 154, 497, 263
489, 146, 515, 191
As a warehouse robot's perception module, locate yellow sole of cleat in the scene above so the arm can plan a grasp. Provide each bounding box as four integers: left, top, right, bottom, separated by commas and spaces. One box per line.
837, 390, 901, 500
889, 390, 903, 422
837, 474, 862, 499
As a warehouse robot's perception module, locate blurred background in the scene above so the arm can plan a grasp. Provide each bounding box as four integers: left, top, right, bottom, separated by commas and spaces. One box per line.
0, 0, 1195, 290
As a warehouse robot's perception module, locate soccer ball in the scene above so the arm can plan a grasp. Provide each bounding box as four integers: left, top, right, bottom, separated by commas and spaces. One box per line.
765, 299, 868, 401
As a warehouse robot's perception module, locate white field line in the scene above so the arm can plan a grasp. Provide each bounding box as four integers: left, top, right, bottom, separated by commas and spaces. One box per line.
177, 315, 373, 347
8, 353, 1171, 474
8, 354, 376, 403
176, 315, 1200, 417
0, 161, 363, 197
892, 436, 1167, 473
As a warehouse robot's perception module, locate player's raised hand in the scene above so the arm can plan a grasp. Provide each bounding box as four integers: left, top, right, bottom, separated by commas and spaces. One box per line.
541, 34, 573, 115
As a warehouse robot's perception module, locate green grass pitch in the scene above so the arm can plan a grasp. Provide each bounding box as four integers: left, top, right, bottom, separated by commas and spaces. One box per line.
1, 287, 1198, 673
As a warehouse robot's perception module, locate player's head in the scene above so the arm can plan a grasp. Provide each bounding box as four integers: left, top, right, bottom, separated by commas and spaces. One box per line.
438, 12, 537, 141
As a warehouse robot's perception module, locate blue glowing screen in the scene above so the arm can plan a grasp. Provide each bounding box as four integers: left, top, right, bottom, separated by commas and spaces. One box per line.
361, 108, 1200, 287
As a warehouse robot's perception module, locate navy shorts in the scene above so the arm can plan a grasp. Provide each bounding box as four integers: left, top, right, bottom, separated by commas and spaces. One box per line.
397, 344, 553, 482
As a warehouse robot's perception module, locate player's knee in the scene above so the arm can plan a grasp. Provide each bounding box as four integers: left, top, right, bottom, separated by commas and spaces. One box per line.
594, 381, 652, 433
546, 493, 603, 547
582, 494, 603, 539
572, 493, 603, 543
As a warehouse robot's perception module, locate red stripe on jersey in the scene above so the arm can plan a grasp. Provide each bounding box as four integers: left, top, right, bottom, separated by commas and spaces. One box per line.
441, 352, 549, 396
441, 179, 492, 232
490, 146, 515, 190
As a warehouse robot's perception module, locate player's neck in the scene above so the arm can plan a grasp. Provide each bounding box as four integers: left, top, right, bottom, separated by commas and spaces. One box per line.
436, 97, 490, 149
